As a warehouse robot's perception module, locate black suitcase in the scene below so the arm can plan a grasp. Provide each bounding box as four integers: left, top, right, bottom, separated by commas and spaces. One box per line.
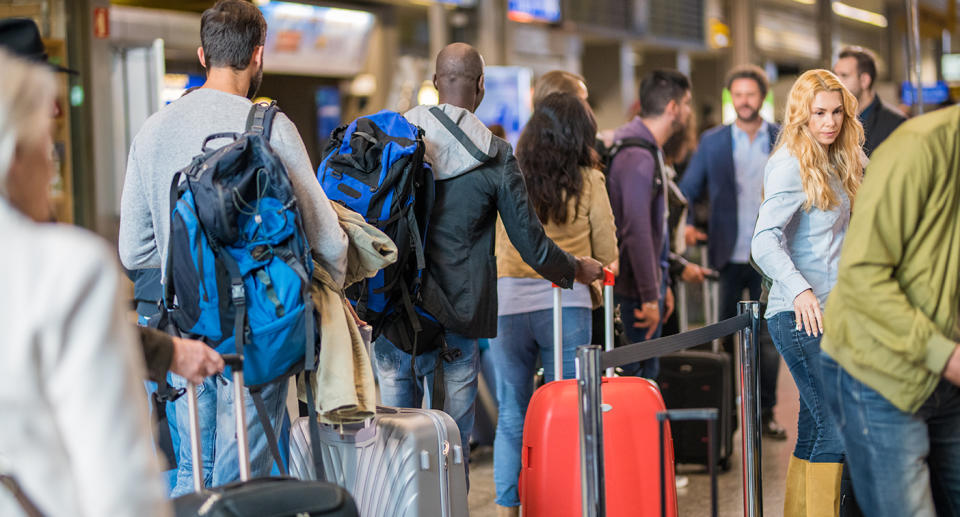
658, 350, 734, 470
173, 355, 359, 517
658, 409, 719, 517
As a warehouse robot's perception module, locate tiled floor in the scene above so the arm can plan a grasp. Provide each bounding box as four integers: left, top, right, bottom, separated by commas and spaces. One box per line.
466, 358, 800, 516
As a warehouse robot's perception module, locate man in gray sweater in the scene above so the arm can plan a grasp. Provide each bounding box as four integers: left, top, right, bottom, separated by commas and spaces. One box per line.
118, 0, 347, 495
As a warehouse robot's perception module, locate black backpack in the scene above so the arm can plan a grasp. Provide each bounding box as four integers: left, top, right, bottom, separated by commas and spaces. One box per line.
599, 136, 663, 192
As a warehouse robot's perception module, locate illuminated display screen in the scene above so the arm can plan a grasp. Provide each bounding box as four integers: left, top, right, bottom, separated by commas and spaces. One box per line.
508, 0, 561, 23
942, 54, 960, 82
260, 2, 375, 77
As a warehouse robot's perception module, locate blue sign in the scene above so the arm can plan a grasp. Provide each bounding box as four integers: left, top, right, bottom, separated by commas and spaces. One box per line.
315, 86, 341, 149
901, 81, 950, 106
474, 66, 534, 147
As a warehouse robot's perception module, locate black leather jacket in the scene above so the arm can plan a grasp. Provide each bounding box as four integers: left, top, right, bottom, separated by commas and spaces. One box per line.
419, 136, 577, 338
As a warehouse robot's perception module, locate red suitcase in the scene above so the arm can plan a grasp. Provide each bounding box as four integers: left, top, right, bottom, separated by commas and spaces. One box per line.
518, 272, 679, 517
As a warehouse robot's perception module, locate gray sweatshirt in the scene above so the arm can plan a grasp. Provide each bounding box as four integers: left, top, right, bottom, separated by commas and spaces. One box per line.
119, 88, 348, 286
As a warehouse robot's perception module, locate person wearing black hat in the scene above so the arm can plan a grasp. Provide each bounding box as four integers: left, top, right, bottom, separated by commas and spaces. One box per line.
0, 17, 77, 74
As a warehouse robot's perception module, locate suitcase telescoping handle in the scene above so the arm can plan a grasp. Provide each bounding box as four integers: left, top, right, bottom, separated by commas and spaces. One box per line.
657, 409, 719, 517
552, 267, 616, 382
186, 353, 251, 493
603, 268, 615, 377
551, 282, 564, 382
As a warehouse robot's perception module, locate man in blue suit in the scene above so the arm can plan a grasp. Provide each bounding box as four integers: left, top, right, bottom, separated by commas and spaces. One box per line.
679, 65, 785, 439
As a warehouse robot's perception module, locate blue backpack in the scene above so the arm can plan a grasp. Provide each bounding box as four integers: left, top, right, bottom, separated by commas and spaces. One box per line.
161, 102, 332, 478
164, 102, 315, 393
318, 111, 437, 353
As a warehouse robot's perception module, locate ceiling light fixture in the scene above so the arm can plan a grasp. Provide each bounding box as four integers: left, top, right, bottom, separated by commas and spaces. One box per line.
832, 2, 888, 27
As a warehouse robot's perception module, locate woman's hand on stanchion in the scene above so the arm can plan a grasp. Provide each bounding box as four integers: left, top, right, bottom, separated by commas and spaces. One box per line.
793, 289, 823, 337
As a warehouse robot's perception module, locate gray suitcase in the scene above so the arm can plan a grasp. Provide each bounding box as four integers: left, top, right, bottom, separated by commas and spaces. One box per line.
289, 406, 468, 517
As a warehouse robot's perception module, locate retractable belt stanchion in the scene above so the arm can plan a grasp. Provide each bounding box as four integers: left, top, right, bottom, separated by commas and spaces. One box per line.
577, 345, 605, 517
576, 298, 762, 517
738, 301, 762, 517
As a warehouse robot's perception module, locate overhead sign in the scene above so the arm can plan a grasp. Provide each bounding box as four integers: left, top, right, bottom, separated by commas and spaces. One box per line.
901, 81, 950, 106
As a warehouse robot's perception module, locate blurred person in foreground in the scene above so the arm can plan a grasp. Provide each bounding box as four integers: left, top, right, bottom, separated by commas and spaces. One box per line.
0, 49, 170, 517
832, 46, 905, 157
820, 102, 960, 515
0, 17, 223, 388
607, 69, 692, 380
489, 92, 617, 516
752, 69, 864, 516
679, 65, 785, 439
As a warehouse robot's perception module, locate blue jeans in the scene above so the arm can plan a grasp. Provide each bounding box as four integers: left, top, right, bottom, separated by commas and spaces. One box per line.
373, 331, 479, 480
488, 307, 590, 507
167, 372, 289, 496
615, 294, 661, 380
768, 312, 843, 462
821, 352, 960, 516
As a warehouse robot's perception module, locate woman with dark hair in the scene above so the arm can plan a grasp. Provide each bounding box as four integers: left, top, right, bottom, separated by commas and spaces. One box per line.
489, 92, 617, 517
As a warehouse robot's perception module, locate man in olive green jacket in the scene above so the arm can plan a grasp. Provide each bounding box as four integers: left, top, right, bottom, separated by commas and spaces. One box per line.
820, 105, 960, 516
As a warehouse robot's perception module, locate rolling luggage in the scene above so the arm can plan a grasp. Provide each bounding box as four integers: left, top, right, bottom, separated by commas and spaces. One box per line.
173, 355, 358, 517
659, 350, 734, 470
657, 409, 719, 517
288, 407, 469, 517
519, 273, 679, 517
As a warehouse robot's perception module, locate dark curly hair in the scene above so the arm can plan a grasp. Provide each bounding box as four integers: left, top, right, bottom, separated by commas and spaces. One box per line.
516, 92, 600, 225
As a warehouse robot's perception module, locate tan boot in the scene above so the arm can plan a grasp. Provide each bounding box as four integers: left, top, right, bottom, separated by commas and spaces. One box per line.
806, 461, 843, 516
784, 455, 808, 517
496, 504, 520, 517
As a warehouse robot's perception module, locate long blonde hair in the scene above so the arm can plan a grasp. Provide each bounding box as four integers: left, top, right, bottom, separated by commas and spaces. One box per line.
0, 49, 57, 198
775, 69, 863, 211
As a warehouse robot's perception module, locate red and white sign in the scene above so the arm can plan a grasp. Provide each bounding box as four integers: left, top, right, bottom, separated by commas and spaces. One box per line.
93, 7, 109, 39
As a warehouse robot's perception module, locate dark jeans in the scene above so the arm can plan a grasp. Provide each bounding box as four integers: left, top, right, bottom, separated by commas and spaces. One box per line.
615, 294, 662, 380
718, 262, 780, 411
768, 312, 843, 462
821, 352, 960, 516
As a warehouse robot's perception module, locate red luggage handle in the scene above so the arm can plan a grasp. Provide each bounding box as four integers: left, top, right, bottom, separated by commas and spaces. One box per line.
602, 268, 615, 377
552, 267, 616, 381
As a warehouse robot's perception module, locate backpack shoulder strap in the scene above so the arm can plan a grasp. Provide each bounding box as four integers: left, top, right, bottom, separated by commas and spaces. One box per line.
246, 101, 280, 139
609, 137, 663, 189
611, 137, 659, 158
428, 106, 495, 165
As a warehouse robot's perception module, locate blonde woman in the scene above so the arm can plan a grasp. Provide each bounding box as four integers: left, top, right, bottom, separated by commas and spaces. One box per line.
751, 69, 864, 516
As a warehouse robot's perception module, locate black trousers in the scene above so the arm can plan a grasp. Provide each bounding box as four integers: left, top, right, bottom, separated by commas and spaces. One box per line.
718, 262, 780, 412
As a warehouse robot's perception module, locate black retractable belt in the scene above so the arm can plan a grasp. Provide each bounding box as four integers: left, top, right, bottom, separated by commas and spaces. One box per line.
601, 313, 751, 371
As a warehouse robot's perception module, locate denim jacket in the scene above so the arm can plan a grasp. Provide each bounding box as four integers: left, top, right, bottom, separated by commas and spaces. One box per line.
751, 147, 850, 319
